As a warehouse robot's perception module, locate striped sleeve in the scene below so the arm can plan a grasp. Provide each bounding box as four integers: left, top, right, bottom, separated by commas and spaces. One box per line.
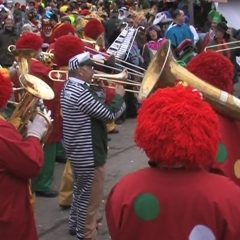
77, 90, 126, 123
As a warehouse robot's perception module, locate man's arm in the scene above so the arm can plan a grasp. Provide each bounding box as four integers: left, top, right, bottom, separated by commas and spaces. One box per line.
77, 89, 126, 123
0, 121, 44, 179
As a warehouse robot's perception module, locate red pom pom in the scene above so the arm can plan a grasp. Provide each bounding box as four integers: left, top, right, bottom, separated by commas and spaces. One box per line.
186, 51, 233, 93
135, 85, 219, 168
84, 19, 104, 40
50, 23, 75, 43
0, 72, 12, 108
54, 36, 85, 67
16, 33, 43, 51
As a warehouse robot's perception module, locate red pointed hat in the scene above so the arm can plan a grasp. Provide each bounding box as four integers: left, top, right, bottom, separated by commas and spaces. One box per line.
54, 35, 85, 67
50, 22, 75, 43
186, 51, 233, 93
15, 33, 43, 51
84, 19, 104, 40
0, 72, 12, 109
135, 85, 219, 169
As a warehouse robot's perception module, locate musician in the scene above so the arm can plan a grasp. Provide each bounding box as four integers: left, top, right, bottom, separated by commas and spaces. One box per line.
207, 22, 240, 84
0, 71, 48, 240
53, 35, 85, 209
165, 9, 194, 63
186, 51, 240, 187
11, 33, 58, 198
105, 85, 240, 240
83, 18, 120, 134
60, 50, 126, 239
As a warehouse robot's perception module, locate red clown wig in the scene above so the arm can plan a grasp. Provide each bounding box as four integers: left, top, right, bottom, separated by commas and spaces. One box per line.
84, 19, 104, 40
0, 72, 12, 109
54, 35, 85, 67
50, 23, 75, 43
15, 33, 43, 51
186, 51, 233, 93
135, 85, 219, 168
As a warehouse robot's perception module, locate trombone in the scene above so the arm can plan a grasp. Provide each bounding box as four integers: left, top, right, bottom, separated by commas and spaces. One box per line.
48, 69, 141, 93
204, 40, 240, 52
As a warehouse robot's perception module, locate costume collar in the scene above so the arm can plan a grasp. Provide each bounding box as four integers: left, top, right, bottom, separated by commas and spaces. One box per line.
69, 77, 90, 86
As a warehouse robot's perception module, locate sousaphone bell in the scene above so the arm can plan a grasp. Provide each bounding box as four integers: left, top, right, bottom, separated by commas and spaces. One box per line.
139, 40, 240, 121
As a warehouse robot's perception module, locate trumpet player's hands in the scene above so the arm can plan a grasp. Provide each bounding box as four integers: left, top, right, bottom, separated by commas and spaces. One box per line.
115, 84, 125, 97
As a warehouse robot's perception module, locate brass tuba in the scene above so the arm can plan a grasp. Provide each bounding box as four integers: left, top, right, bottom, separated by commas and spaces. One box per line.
139, 40, 240, 121
8, 45, 55, 145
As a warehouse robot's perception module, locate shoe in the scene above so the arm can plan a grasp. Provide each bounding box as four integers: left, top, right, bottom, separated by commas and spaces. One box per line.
108, 129, 119, 134
35, 190, 58, 198
56, 157, 67, 164
59, 204, 71, 210
107, 137, 111, 141
69, 229, 76, 236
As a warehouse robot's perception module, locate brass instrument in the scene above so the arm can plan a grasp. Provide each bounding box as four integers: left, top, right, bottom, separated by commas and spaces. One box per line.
8, 45, 55, 144
139, 40, 240, 120
48, 69, 140, 93
204, 40, 240, 52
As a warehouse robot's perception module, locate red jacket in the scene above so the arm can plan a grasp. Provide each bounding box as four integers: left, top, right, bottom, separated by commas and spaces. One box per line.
11, 59, 62, 144
106, 167, 240, 240
209, 114, 240, 186
0, 117, 43, 240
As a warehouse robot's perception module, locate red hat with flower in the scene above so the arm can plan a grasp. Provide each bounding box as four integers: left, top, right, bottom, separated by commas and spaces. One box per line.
54, 35, 85, 67
134, 85, 219, 169
83, 19, 104, 40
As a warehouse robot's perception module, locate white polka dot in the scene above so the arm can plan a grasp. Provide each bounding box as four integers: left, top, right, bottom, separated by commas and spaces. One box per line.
219, 91, 228, 104
189, 225, 216, 240
232, 96, 240, 108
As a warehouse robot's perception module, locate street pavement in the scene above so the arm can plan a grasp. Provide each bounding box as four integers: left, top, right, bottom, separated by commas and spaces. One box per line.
37, 119, 148, 240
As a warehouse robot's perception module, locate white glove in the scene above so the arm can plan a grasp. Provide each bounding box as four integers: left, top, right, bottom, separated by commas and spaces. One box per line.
27, 114, 48, 140
9, 61, 19, 76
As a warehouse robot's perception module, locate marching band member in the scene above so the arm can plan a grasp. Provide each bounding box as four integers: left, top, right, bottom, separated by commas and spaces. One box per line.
60, 49, 126, 239
105, 85, 240, 240
0, 71, 48, 240
83, 18, 120, 133
11, 33, 58, 198
165, 9, 194, 64
186, 51, 240, 187
53, 35, 85, 209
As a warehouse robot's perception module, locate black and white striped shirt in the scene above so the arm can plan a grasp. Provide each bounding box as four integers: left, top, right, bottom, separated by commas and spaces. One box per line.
60, 77, 126, 167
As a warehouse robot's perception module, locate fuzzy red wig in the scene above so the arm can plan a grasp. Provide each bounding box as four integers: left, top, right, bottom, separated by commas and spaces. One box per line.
15, 33, 43, 51
135, 85, 219, 168
50, 23, 75, 43
54, 35, 85, 67
186, 51, 233, 93
84, 19, 104, 40
0, 72, 13, 109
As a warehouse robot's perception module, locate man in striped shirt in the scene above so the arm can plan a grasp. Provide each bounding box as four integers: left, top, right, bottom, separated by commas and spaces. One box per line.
60, 51, 126, 240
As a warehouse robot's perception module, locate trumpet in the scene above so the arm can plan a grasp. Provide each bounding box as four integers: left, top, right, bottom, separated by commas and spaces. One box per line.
204, 40, 240, 52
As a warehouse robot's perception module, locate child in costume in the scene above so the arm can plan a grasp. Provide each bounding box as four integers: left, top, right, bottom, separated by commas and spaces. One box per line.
105, 85, 240, 240
186, 51, 240, 186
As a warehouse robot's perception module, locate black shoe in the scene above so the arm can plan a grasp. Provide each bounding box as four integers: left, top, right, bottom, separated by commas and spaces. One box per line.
59, 204, 71, 210
69, 229, 76, 236
56, 157, 67, 164
35, 190, 58, 198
